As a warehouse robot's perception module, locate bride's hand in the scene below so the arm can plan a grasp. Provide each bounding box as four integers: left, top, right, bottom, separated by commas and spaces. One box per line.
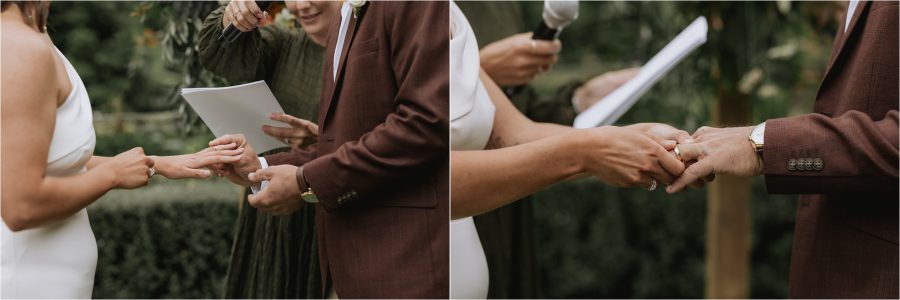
576, 126, 685, 189
152, 144, 245, 179
261, 113, 319, 150
625, 123, 693, 144
98, 147, 155, 189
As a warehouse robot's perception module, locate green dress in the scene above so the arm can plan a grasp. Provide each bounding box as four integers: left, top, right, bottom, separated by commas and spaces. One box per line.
197, 6, 323, 298
456, 2, 584, 298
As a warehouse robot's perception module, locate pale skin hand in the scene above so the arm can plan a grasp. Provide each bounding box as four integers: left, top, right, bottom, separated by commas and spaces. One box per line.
667, 126, 762, 193
208, 134, 262, 186
151, 143, 245, 179
261, 113, 319, 150
0, 12, 156, 231
479, 32, 562, 86
247, 165, 304, 215
222, 0, 267, 32
451, 70, 684, 219
573, 68, 641, 113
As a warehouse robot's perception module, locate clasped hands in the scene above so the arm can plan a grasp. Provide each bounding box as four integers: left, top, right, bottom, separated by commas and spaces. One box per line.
580, 123, 762, 194
207, 113, 319, 216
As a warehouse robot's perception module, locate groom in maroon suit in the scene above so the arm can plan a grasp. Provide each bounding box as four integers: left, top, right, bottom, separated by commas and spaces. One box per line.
212, 1, 449, 298
670, 1, 897, 298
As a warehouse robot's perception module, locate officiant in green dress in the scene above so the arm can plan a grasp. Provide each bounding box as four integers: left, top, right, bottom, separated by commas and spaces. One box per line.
196, 1, 341, 298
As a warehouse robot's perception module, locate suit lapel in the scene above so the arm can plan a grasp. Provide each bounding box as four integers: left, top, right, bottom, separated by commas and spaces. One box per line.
321, 4, 368, 123
815, 0, 869, 101
824, 0, 869, 75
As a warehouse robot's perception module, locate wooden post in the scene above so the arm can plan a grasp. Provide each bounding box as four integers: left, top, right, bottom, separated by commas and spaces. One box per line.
705, 91, 752, 298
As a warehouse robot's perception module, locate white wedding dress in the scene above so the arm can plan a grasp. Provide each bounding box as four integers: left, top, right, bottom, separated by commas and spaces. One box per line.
450, 2, 494, 299
1, 47, 98, 298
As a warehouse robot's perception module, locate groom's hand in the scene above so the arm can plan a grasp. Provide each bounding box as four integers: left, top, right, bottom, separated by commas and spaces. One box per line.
209, 134, 261, 186
247, 165, 304, 215
667, 126, 762, 193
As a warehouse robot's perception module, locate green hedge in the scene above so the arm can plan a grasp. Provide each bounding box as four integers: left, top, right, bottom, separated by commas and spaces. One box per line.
87, 178, 242, 298
533, 177, 796, 298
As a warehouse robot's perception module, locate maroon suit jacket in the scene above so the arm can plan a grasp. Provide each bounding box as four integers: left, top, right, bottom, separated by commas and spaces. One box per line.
763, 1, 898, 298
265, 2, 449, 298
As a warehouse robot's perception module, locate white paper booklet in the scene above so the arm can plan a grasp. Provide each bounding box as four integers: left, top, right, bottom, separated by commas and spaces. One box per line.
181, 80, 288, 153
573, 16, 708, 129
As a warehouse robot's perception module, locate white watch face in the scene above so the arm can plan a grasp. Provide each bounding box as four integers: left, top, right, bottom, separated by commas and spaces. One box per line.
751, 123, 766, 145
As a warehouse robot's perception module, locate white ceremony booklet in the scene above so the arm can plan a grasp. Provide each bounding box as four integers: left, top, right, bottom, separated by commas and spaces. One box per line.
181, 80, 287, 153
573, 16, 708, 129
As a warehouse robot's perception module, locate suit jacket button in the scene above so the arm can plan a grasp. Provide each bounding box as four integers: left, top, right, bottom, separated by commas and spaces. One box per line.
803, 159, 813, 171
813, 158, 823, 171
796, 158, 805, 171
788, 159, 797, 171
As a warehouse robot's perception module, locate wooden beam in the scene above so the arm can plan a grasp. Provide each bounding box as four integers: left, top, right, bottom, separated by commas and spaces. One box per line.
705, 91, 752, 298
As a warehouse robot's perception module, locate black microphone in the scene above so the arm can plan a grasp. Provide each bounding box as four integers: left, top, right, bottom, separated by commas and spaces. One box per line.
505, 0, 579, 96
218, 1, 274, 48
532, 0, 579, 41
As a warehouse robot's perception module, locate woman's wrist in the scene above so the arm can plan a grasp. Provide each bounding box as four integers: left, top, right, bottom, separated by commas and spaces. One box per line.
92, 162, 121, 190
557, 129, 595, 176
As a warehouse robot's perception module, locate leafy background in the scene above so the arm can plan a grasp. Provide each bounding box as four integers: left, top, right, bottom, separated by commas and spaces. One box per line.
41, 1, 842, 298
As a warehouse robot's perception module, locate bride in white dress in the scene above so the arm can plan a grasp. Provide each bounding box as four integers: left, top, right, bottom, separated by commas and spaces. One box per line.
449, 2, 696, 298
1, 2, 244, 298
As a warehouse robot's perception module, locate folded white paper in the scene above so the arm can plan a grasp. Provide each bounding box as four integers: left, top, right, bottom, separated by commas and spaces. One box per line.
573, 16, 708, 129
181, 81, 288, 153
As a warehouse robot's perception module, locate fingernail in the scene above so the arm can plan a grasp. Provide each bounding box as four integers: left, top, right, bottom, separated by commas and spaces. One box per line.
202, 170, 211, 177
666, 186, 674, 193
685, 138, 694, 143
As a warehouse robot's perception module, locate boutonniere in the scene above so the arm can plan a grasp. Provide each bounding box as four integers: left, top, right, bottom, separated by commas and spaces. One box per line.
347, 0, 367, 18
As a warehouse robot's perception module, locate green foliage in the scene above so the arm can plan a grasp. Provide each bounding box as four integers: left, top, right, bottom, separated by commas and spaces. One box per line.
88, 179, 241, 298
48, 2, 181, 113
134, 1, 228, 134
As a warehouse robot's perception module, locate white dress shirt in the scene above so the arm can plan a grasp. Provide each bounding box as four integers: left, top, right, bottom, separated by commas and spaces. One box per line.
845, 0, 859, 32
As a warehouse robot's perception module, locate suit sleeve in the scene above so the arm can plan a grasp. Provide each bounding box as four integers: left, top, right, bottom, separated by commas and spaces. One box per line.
300, 2, 450, 211
763, 110, 899, 194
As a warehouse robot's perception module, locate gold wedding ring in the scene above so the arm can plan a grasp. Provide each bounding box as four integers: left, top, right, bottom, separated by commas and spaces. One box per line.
283, 137, 291, 145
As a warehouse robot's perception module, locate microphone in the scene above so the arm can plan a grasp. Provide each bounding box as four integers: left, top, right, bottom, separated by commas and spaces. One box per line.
504, 0, 579, 96
218, 1, 274, 48
532, 0, 579, 41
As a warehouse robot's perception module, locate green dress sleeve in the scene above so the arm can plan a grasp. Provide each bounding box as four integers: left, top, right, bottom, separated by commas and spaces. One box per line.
197, 5, 288, 83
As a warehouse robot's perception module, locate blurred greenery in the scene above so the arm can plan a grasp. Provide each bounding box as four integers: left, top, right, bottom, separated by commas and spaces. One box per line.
522, 1, 841, 298
88, 178, 241, 298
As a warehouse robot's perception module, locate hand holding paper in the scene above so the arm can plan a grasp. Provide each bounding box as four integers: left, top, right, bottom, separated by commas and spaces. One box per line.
574, 16, 708, 128
181, 80, 291, 153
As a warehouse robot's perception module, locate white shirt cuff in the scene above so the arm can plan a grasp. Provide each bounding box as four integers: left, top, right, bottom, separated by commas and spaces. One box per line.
250, 157, 269, 194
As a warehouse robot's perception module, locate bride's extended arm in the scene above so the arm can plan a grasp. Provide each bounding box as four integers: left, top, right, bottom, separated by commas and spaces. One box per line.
479, 70, 571, 149
451, 71, 685, 219
1, 43, 153, 231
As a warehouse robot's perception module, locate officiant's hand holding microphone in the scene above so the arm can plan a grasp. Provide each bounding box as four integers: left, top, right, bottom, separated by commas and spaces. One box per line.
222, 0, 269, 33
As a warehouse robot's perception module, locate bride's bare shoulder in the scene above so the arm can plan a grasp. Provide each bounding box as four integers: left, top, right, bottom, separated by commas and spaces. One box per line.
1, 22, 57, 92
2, 21, 55, 67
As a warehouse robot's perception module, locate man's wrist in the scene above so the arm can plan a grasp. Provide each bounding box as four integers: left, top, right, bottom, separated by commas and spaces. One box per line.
296, 166, 309, 193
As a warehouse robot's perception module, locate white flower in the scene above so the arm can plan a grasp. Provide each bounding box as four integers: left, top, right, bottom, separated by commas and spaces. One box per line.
347, 0, 367, 9
347, 0, 367, 18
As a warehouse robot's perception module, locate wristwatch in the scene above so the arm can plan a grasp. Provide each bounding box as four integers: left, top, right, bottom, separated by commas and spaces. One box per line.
298, 166, 318, 203
749, 122, 765, 155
